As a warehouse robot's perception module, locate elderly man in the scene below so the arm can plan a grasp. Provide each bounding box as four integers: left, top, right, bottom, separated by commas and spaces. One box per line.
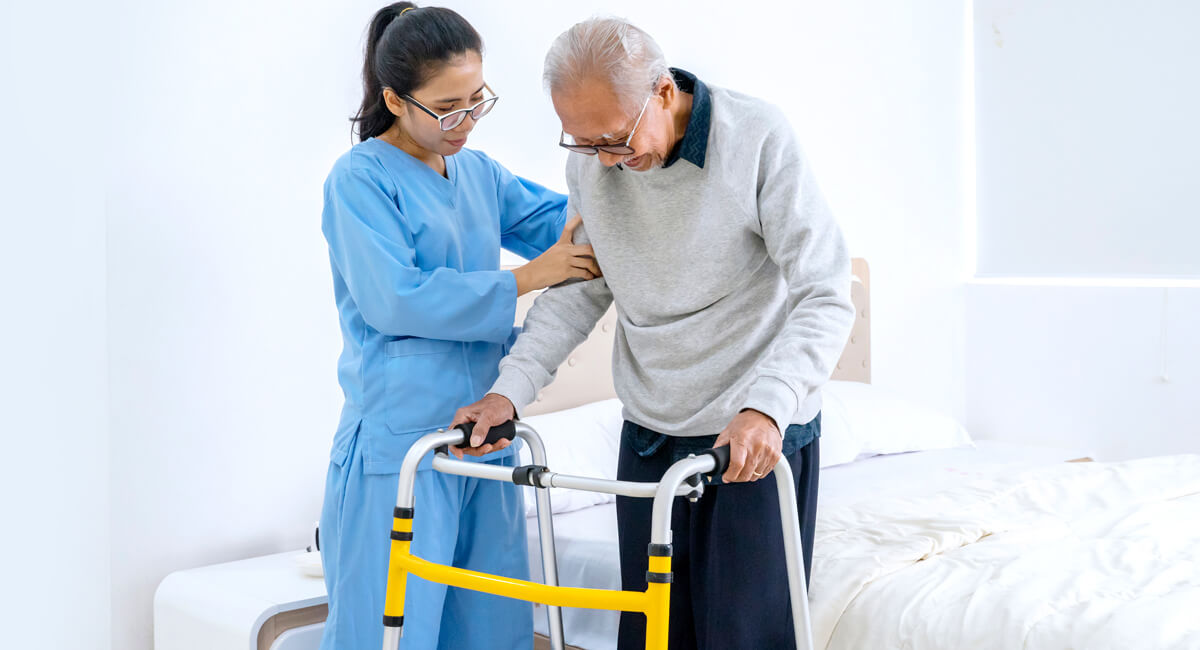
452, 16, 854, 650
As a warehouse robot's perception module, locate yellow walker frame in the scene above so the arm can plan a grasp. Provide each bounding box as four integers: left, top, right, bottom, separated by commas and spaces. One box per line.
381, 420, 814, 650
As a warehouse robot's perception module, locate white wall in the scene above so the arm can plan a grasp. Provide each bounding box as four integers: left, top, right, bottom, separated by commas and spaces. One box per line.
974, 0, 1200, 278
966, 283, 1199, 460
105, 1, 363, 647
98, 1, 968, 648
0, 3, 111, 649
966, 1, 1200, 460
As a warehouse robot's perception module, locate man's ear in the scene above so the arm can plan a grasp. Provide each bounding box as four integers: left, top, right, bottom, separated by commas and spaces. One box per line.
382, 88, 407, 118
654, 73, 675, 106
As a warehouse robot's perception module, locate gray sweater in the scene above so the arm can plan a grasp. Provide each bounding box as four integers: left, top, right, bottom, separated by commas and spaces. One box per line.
490, 84, 854, 437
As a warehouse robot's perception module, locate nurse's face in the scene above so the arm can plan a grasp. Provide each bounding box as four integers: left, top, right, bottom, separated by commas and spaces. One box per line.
396, 51, 487, 156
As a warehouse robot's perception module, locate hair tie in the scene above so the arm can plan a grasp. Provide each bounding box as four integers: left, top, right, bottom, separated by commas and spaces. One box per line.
400, 6, 415, 15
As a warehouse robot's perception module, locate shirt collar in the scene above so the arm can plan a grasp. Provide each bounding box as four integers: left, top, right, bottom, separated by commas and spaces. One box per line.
662, 68, 711, 169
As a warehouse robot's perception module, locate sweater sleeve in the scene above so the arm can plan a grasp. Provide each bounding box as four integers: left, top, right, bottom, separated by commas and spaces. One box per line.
488, 182, 613, 413
742, 113, 855, 434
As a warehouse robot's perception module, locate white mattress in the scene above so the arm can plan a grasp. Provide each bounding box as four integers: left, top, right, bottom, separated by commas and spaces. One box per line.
813, 454, 1200, 649
525, 441, 1092, 649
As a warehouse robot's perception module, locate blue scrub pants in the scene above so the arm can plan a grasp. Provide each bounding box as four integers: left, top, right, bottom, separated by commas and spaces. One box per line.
319, 427, 532, 650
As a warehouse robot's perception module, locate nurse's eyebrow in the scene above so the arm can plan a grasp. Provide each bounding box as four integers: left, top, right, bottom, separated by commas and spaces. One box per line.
434, 84, 486, 104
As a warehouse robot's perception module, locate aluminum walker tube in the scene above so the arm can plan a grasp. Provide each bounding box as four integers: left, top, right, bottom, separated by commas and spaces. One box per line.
382, 428, 461, 650
381, 422, 814, 650
773, 457, 815, 650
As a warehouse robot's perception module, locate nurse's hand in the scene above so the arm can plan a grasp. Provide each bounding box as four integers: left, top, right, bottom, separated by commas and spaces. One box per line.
448, 393, 518, 459
512, 216, 602, 295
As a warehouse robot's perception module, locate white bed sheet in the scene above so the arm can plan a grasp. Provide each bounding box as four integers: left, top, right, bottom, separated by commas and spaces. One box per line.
525, 441, 1092, 649
819, 440, 1093, 508
814, 454, 1200, 649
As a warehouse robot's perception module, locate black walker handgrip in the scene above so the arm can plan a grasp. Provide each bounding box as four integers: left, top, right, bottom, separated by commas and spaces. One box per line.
703, 445, 732, 477
455, 419, 517, 448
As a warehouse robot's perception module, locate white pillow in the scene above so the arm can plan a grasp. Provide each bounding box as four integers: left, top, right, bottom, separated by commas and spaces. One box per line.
517, 399, 624, 517
513, 385, 971, 512
819, 380, 973, 468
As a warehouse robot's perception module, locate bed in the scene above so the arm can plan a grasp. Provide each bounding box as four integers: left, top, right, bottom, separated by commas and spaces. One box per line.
514, 259, 1200, 650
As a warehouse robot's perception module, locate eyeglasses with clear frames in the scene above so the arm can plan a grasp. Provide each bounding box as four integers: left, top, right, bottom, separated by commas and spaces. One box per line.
558, 93, 652, 156
402, 84, 499, 131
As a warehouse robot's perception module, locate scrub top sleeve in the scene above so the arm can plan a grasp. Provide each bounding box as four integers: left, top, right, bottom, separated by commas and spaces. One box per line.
322, 166, 518, 343
492, 158, 568, 261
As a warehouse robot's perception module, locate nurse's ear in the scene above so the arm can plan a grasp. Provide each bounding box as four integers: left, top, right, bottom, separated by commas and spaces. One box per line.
382, 87, 407, 118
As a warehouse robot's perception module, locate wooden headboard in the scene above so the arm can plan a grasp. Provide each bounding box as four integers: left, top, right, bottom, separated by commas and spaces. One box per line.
516, 258, 871, 416
836, 258, 871, 384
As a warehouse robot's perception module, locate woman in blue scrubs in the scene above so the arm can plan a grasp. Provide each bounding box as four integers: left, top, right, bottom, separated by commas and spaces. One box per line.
318, 4, 599, 649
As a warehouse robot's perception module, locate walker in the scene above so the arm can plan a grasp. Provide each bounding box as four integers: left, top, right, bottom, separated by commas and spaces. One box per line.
380, 420, 815, 650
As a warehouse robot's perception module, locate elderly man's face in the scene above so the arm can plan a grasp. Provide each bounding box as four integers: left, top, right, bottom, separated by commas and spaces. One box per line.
553, 79, 675, 172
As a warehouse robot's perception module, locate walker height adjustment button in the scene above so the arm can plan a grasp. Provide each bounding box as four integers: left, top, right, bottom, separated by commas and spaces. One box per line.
646, 571, 674, 584
513, 464, 550, 488
685, 470, 704, 502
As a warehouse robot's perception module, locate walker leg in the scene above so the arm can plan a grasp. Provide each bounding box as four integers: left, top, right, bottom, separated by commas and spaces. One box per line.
382, 506, 414, 650
644, 549, 672, 650
523, 428, 566, 650
381, 429, 462, 650
382, 626, 402, 650
774, 459, 814, 650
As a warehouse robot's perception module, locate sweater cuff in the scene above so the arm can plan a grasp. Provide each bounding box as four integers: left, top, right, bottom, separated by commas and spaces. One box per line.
488, 368, 540, 418
743, 377, 799, 437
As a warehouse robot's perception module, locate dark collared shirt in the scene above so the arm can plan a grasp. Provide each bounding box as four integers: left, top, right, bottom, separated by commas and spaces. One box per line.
662, 68, 711, 169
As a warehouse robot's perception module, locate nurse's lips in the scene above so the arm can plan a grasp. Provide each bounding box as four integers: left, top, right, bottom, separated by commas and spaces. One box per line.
447, 138, 467, 147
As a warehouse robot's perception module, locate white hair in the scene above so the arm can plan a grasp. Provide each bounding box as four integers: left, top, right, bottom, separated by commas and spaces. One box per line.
543, 17, 673, 117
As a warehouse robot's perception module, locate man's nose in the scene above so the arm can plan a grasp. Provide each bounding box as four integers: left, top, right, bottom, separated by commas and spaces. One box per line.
597, 151, 625, 167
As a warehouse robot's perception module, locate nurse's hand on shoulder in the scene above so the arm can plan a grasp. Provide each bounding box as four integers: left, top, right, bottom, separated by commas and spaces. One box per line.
448, 393, 518, 459
512, 216, 602, 296
713, 409, 783, 483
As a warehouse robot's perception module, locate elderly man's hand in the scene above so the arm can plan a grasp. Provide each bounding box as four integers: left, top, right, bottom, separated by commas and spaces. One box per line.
448, 393, 517, 460
713, 409, 783, 483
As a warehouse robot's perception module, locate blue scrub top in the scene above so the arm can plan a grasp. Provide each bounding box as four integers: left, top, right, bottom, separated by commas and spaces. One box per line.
321, 139, 567, 474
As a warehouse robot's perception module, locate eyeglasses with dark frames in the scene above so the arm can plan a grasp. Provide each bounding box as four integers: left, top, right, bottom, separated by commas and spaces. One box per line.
558, 93, 652, 156
401, 84, 499, 131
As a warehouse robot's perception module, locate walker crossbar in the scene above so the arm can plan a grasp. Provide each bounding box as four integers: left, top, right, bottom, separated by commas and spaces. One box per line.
381, 421, 814, 650
430, 453, 701, 499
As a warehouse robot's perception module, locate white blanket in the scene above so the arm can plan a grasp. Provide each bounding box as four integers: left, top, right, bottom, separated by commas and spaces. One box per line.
812, 455, 1200, 650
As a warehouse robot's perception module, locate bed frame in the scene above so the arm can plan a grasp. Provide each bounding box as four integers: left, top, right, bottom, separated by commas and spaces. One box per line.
517, 258, 871, 417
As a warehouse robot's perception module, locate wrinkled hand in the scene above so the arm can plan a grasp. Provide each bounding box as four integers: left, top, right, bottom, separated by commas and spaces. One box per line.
712, 409, 782, 483
448, 393, 517, 459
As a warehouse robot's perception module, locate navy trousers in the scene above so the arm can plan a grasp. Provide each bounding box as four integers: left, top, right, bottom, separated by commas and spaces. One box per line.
615, 417, 820, 650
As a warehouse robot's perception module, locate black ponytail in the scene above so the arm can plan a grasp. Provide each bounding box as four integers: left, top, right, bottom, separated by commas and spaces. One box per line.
353, 3, 483, 142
